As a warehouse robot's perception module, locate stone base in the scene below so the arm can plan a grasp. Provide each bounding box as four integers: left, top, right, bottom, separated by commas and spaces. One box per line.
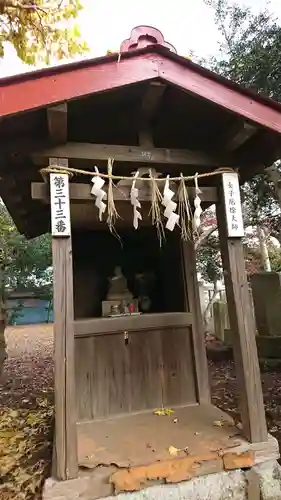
222, 331, 281, 361
256, 336, 281, 359
43, 460, 281, 500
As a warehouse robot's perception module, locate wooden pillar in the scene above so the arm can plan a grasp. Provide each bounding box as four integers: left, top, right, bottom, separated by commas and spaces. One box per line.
181, 236, 210, 405
50, 159, 78, 479
216, 173, 267, 443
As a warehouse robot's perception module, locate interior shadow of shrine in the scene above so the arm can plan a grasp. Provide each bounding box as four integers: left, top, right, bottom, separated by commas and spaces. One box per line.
1, 24, 281, 498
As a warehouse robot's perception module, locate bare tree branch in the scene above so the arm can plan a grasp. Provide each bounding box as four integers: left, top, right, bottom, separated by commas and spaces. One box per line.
0, 0, 48, 13
195, 225, 217, 250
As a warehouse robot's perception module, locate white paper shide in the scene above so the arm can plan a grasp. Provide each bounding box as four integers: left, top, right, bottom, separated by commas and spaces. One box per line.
91, 168, 107, 221
130, 171, 142, 229
193, 173, 202, 230
50, 173, 71, 237
222, 172, 244, 237
162, 176, 179, 231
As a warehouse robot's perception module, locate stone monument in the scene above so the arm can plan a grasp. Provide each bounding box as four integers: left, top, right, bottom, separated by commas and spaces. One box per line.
102, 266, 138, 317
106, 266, 133, 301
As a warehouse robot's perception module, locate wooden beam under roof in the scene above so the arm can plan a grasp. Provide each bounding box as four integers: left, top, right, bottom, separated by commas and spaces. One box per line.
138, 82, 166, 147
32, 142, 232, 167
47, 103, 68, 145
141, 82, 166, 122
31, 182, 218, 203
224, 122, 256, 152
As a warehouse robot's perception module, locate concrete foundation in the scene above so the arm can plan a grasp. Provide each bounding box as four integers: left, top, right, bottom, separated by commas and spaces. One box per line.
223, 331, 281, 359
43, 460, 281, 500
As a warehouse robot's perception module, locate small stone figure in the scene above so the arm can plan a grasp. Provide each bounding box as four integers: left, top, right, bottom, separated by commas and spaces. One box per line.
106, 266, 133, 301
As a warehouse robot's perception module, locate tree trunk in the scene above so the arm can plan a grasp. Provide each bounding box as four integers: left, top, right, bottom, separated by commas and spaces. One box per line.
46, 299, 53, 323
0, 296, 7, 380
257, 226, 271, 272
266, 164, 281, 205
0, 266, 7, 379
203, 280, 219, 330
194, 225, 217, 250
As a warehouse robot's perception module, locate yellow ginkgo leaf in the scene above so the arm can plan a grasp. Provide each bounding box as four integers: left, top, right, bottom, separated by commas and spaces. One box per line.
168, 446, 180, 457
168, 445, 189, 457
213, 419, 229, 427
154, 408, 174, 416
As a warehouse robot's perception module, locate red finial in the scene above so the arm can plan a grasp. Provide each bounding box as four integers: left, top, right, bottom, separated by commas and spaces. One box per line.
120, 26, 177, 54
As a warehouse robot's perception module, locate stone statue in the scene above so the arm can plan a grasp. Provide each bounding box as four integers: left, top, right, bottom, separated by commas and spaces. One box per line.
106, 266, 133, 301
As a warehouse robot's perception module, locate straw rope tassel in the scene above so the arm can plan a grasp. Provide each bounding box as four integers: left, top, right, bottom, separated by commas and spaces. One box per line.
149, 169, 165, 246
106, 158, 120, 232
193, 172, 202, 230
90, 167, 107, 221
178, 174, 192, 240
130, 170, 142, 229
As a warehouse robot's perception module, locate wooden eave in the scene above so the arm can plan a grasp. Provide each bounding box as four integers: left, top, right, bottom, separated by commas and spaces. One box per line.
1, 45, 281, 133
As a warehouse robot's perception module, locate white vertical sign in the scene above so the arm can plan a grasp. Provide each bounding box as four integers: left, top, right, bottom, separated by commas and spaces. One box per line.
222, 172, 244, 237
50, 173, 71, 237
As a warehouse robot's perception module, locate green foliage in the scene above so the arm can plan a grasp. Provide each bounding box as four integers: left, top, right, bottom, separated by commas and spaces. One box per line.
204, 0, 281, 237
205, 0, 281, 100
197, 2, 281, 280
197, 235, 222, 283
0, 0, 89, 64
269, 247, 281, 273
0, 203, 52, 297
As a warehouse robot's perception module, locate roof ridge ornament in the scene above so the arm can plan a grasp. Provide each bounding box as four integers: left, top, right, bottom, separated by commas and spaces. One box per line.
120, 26, 177, 54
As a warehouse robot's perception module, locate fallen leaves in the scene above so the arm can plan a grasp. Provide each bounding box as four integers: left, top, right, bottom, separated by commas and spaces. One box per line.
154, 408, 174, 416
213, 419, 231, 427
168, 445, 189, 457
210, 360, 281, 449
0, 399, 54, 500
0, 324, 54, 500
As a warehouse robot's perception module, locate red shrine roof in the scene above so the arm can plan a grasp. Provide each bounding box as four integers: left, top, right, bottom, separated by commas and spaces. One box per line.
1, 26, 281, 238
1, 25, 281, 133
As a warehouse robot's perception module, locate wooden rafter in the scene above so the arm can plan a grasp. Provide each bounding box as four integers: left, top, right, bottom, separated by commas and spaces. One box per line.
32, 142, 230, 167
31, 182, 218, 203
224, 122, 256, 152
47, 103, 68, 145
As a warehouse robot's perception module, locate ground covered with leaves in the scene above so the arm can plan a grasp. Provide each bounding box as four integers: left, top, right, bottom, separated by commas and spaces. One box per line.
209, 360, 281, 447
1, 325, 281, 500
0, 325, 53, 500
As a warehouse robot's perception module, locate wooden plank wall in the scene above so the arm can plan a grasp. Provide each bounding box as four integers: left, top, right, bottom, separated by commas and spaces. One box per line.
75, 326, 196, 421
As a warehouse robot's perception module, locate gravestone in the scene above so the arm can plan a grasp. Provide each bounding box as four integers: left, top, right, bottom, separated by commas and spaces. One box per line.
213, 301, 229, 342
251, 272, 281, 359
251, 272, 281, 337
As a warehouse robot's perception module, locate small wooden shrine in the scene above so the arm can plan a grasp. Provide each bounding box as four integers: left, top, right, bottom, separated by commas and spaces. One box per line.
1, 26, 281, 496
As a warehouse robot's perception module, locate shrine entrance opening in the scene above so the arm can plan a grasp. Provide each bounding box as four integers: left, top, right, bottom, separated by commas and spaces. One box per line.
72, 228, 185, 319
